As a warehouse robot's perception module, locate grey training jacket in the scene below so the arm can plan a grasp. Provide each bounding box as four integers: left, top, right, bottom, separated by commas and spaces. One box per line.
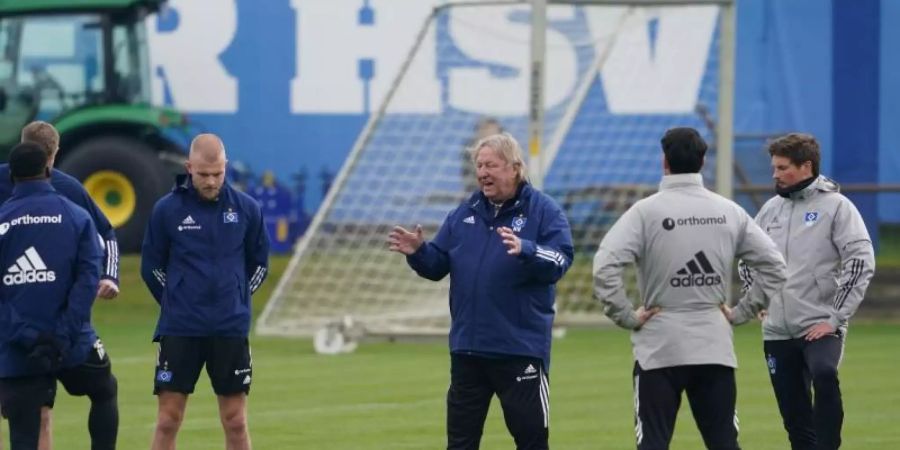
739, 176, 875, 340
593, 174, 787, 370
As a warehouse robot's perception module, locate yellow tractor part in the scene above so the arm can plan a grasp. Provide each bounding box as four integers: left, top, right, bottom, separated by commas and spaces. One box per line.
83, 170, 136, 228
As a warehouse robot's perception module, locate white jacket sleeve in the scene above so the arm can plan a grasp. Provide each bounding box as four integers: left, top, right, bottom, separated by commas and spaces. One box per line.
736, 202, 772, 296
828, 198, 875, 328
592, 207, 643, 330
732, 212, 787, 325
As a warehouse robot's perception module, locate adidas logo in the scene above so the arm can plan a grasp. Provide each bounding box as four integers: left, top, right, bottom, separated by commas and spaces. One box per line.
3, 247, 56, 286
516, 364, 540, 382
93, 339, 106, 360
670, 251, 722, 288
178, 215, 202, 232
242, 375, 251, 385
463, 215, 475, 224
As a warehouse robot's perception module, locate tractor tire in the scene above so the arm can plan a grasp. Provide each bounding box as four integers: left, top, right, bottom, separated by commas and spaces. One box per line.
59, 137, 173, 253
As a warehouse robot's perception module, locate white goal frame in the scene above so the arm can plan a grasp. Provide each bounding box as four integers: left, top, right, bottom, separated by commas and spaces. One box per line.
257, 0, 735, 338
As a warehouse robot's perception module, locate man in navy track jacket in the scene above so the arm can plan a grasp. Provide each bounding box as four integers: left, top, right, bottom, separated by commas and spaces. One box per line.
141, 133, 269, 450
0, 121, 120, 450
0, 143, 101, 450
388, 133, 574, 450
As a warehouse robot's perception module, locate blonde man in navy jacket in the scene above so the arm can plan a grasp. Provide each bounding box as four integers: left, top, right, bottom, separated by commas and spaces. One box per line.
141, 134, 269, 450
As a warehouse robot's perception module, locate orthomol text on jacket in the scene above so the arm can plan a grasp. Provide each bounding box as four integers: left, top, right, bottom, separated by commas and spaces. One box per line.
0, 214, 63, 235
661, 214, 727, 231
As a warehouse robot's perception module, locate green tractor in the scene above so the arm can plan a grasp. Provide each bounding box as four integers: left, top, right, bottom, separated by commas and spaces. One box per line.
0, 0, 189, 251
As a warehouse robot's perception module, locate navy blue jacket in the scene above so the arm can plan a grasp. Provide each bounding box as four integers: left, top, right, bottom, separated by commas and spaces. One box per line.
0, 181, 101, 377
141, 175, 269, 338
406, 183, 573, 370
0, 165, 117, 368
0, 165, 118, 283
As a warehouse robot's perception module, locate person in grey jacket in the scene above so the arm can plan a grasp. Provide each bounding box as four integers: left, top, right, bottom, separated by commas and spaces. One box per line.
739, 133, 875, 450
593, 127, 787, 450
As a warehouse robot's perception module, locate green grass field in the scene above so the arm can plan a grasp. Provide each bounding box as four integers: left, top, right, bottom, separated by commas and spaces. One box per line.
877, 225, 900, 268
36, 256, 900, 449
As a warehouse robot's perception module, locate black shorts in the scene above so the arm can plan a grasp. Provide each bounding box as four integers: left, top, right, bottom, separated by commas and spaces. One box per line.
0, 375, 55, 419
154, 336, 252, 396
46, 339, 116, 408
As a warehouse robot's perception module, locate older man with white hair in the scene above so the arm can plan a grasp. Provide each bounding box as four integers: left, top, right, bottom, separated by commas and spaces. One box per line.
388, 133, 574, 450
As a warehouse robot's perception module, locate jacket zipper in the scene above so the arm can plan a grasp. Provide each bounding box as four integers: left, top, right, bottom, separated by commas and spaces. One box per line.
782, 201, 794, 337
467, 197, 526, 349
468, 208, 493, 350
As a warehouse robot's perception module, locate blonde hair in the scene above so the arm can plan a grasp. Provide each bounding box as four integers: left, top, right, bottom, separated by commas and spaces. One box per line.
189, 133, 228, 162
469, 133, 528, 184
20, 121, 60, 158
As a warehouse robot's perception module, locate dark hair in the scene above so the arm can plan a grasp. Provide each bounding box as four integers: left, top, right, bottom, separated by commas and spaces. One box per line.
661, 127, 707, 174
9, 142, 49, 179
20, 121, 59, 158
767, 133, 820, 177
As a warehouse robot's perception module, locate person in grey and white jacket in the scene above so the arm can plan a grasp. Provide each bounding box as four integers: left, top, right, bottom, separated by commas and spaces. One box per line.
593, 127, 787, 450
739, 133, 875, 450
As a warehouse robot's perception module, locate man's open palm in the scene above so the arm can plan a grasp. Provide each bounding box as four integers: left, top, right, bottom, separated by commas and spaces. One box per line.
388, 225, 424, 255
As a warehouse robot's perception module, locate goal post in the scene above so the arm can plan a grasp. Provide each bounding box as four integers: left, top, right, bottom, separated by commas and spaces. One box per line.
257, 0, 736, 339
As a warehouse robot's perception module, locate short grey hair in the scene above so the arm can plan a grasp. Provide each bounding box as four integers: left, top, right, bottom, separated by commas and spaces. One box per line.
469, 133, 528, 184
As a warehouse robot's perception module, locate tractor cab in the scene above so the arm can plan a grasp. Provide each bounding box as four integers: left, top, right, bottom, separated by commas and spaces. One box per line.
0, 0, 189, 251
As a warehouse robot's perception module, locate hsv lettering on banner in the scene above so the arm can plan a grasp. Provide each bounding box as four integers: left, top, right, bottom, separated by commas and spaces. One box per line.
148, 0, 238, 112
149, 1, 716, 116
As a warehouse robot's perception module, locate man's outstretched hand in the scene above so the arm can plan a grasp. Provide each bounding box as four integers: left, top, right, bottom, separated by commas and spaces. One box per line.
388, 225, 425, 255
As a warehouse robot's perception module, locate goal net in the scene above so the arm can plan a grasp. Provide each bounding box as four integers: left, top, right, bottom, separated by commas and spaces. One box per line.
257, 1, 728, 338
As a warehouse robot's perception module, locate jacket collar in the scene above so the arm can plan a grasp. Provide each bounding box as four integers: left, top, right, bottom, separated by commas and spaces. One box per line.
11, 179, 55, 198
174, 173, 190, 191
659, 173, 704, 191
785, 175, 839, 201
174, 174, 231, 203
469, 182, 531, 217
